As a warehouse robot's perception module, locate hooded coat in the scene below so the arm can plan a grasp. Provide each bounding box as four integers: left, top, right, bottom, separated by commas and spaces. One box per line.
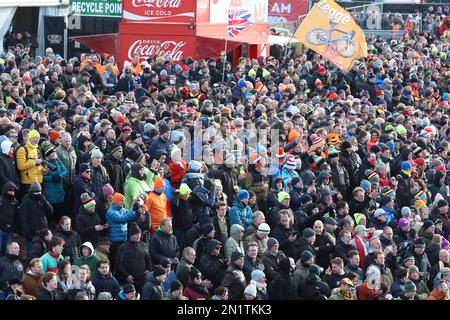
0, 181, 19, 233
16, 140, 43, 184
198, 241, 227, 287
0, 140, 18, 186
298, 273, 331, 300
230, 199, 253, 229
224, 224, 245, 260
74, 242, 101, 274
221, 262, 246, 300
106, 205, 139, 243
42, 158, 67, 204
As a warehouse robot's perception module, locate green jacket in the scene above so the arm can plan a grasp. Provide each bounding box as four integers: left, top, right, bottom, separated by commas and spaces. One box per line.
74, 242, 101, 274
41, 252, 64, 273
124, 176, 150, 208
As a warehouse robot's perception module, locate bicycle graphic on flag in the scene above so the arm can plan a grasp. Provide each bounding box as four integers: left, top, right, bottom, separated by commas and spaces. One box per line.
306, 20, 357, 58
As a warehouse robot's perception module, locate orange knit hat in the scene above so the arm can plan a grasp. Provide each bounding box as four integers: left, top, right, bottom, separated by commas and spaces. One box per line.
153, 176, 165, 190
112, 193, 124, 204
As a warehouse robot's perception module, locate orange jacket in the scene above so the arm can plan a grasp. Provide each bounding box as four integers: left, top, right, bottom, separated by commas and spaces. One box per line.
146, 191, 168, 229
427, 290, 448, 300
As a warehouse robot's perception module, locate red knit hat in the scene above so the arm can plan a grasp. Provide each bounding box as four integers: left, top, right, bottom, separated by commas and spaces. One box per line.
112, 193, 124, 204
315, 79, 323, 87
49, 130, 61, 142
116, 117, 126, 125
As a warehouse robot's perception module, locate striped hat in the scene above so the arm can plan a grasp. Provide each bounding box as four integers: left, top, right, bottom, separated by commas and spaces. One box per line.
310, 136, 325, 150
275, 147, 286, 162
81, 193, 96, 209
250, 152, 265, 168
383, 188, 396, 199
367, 171, 380, 184
312, 154, 325, 166
415, 190, 427, 201
360, 179, 371, 190
284, 155, 297, 170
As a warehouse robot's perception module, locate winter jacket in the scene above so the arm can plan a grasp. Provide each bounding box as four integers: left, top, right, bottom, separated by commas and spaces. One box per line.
54, 225, 81, 262
90, 163, 110, 204
55, 144, 77, 186
27, 236, 48, 262
181, 171, 205, 191
396, 171, 414, 209
149, 228, 179, 265
175, 258, 194, 287
224, 224, 245, 260
221, 263, 246, 300
215, 165, 238, 206
242, 255, 264, 283
22, 271, 43, 297
148, 138, 173, 159
16, 142, 43, 184
75, 207, 102, 245
294, 237, 316, 263
198, 252, 227, 287
0, 152, 18, 186
116, 240, 152, 283
429, 170, 450, 203
261, 250, 286, 283
0, 254, 24, 289
91, 272, 120, 298
74, 242, 101, 274
104, 156, 125, 195
430, 208, 450, 238
40, 251, 63, 273
42, 158, 67, 204
123, 166, 150, 208
141, 276, 164, 300
36, 286, 63, 300
66, 280, 96, 300
333, 239, 356, 266
391, 278, 407, 298
281, 167, 299, 192
230, 200, 253, 229
171, 193, 193, 232
313, 232, 335, 269
190, 185, 215, 223
244, 233, 268, 259
269, 259, 297, 300
19, 192, 52, 240
73, 175, 94, 215
427, 289, 448, 300
145, 191, 168, 230
183, 282, 209, 300
298, 273, 331, 300
0, 182, 19, 233
106, 205, 139, 244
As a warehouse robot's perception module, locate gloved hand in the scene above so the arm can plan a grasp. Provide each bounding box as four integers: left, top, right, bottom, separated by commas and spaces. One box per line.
52, 174, 61, 183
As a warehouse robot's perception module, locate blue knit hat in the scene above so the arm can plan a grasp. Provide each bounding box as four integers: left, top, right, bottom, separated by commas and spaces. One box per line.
401, 161, 412, 171
238, 189, 250, 201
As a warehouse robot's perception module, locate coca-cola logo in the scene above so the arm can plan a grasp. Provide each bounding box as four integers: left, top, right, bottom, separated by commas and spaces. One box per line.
132, 0, 182, 8
128, 40, 186, 61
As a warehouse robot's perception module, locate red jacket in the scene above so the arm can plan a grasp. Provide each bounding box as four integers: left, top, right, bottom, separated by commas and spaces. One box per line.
168, 160, 187, 185
183, 286, 207, 300
357, 282, 382, 300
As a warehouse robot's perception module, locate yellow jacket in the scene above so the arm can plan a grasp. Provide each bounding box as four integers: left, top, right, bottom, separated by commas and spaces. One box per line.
16, 141, 43, 184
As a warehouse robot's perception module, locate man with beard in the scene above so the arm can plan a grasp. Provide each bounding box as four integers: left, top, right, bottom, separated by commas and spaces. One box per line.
116, 67, 135, 93
221, 251, 246, 300
333, 230, 356, 266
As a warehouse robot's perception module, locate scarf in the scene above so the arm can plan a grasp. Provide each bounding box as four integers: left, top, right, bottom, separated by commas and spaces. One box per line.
336, 288, 352, 300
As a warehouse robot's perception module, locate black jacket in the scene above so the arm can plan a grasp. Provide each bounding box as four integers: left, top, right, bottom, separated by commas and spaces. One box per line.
75, 207, 102, 245
313, 233, 335, 269
0, 153, 18, 186
198, 252, 227, 287
333, 239, 356, 266
0, 254, 24, 289
268, 258, 296, 300
221, 263, 246, 300
298, 274, 331, 300
396, 171, 414, 209
0, 182, 19, 233
54, 225, 81, 262
242, 255, 263, 283
294, 237, 316, 263
36, 286, 63, 300
261, 251, 286, 283
171, 194, 193, 232
73, 175, 94, 216
141, 276, 164, 300
214, 166, 238, 206
103, 156, 124, 194
91, 272, 120, 299
27, 236, 48, 262
19, 193, 52, 240
271, 223, 298, 259
116, 240, 152, 283
148, 229, 179, 265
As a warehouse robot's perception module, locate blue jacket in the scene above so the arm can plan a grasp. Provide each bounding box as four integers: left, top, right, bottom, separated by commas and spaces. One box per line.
148, 138, 173, 159
281, 167, 299, 192
230, 200, 253, 228
43, 159, 68, 204
106, 205, 139, 243
191, 185, 215, 223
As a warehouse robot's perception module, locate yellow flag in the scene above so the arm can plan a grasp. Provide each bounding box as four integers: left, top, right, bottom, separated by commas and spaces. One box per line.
294, 0, 367, 70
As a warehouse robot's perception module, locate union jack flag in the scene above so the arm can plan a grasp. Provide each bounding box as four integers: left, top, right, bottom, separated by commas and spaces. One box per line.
227, 9, 254, 38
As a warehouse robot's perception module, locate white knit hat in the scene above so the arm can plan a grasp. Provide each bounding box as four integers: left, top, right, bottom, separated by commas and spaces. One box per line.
91, 149, 103, 159
244, 284, 257, 297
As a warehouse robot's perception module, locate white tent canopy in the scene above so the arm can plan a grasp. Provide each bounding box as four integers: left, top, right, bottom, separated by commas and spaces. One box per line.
268, 34, 299, 46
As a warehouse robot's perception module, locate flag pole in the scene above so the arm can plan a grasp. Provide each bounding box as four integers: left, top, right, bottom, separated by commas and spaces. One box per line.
222, 8, 229, 83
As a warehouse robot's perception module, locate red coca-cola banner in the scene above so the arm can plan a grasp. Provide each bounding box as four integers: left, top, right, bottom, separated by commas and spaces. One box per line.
121, 35, 195, 63
122, 0, 196, 22
268, 0, 309, 24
